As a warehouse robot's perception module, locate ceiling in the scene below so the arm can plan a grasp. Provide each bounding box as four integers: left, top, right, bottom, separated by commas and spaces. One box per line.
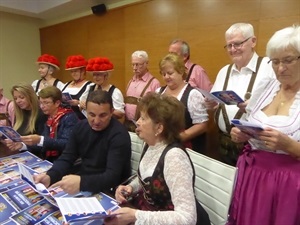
0, 0, 140, 21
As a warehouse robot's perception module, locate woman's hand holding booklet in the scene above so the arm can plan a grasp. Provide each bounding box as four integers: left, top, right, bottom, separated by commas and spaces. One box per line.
231, 119, 263, 139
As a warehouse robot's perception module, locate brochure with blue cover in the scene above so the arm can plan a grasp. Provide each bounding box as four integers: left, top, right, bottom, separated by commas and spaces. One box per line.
0, 194, 18, 224
197, 89, 244, 105
231, 119, 263, 139
0, 126, 22, 142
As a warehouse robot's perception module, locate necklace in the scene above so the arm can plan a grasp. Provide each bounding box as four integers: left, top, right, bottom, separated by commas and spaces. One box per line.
275, 90, 296, 114
42, 79, 49, 87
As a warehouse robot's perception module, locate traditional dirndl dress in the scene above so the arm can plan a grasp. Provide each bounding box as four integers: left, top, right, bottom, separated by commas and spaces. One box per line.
227, 79, 300, 225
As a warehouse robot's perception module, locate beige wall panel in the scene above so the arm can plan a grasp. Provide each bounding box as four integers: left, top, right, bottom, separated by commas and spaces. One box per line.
86, 11, 125, 91
0, 12, 41, 96
39, 0, 300, 159
260, 0, 300, 19
124, 0, 179, 86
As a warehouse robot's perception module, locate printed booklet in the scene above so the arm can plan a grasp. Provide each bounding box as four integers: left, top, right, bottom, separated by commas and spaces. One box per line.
197, 89, 244, 105
56, 197, 118, 223
62, 92, 73, 102
0, 193, 18, 224
231, 119, 263, 139
0, 126, 22, 142
18, 163, 50, 195
0, 151, 43, 169
0, 152, 121, 225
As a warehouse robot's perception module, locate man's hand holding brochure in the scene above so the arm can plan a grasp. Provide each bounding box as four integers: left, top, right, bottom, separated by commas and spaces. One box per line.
17, 163, 120, 224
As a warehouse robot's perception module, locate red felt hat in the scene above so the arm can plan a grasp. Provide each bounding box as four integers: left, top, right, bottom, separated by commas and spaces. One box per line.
65, 55, 87, 70
86, 57, 114, 72
36, 54, 60, 70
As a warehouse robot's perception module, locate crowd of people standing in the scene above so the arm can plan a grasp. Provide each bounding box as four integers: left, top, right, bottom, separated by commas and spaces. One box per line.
0, 23, 299, 225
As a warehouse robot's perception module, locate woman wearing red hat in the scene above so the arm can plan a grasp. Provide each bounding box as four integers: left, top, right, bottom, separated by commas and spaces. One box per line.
61, 55, 92, 120
80, 57, 125, 119
32, 54, 64, 94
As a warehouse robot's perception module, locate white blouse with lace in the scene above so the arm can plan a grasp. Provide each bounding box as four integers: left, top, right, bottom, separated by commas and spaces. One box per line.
246, 79, 300, 154
129, 142, 197, 225
156, 84, 208, 124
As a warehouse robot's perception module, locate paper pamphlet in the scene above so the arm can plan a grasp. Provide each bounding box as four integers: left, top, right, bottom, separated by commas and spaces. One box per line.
56, 197, 117, 223
1, 152, 121, 225
10, 198, 59, 225
0, 151, 43, 169
62, 92, 73, 102
0, 193, 18, 224
231, 119, 263, 139
0, 126, 22, 142
18, 163, 50, 196
197, 89, 244, 105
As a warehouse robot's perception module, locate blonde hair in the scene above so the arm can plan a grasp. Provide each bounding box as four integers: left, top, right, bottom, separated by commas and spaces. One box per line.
11, 84, 39, 134
159, 53, 187, 80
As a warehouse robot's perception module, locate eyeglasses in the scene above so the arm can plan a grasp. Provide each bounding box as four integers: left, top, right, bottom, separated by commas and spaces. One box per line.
224, 37, 252, 50
268, 56, 300, 67
39, 101, 53, 106
131, 62, 145, 68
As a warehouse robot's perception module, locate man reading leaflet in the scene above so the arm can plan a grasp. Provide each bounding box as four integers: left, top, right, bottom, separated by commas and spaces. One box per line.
34, 90, 131, 195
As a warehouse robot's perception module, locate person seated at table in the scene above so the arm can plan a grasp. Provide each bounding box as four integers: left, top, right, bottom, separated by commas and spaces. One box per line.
2, 84, 47, 156
61, 55, 92, 120
105, 92, 210, 225
228, 25, 300, 225
34, 90, 131, 195
20, 86, 78, 162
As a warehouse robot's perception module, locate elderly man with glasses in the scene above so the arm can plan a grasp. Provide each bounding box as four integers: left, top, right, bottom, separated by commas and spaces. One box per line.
205, 23, 275, 166
124, 50, 160, 132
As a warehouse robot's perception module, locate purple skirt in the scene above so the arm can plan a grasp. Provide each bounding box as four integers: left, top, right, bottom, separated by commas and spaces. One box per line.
227, 145, 300, 225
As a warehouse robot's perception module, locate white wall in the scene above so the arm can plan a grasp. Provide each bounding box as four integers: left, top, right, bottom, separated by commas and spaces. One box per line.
0, 11, 42, 97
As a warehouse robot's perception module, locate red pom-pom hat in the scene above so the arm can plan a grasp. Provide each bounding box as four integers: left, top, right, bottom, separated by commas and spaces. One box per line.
65, 55, 87, 70
36, 54, 60, 70
86, 57, 114, 72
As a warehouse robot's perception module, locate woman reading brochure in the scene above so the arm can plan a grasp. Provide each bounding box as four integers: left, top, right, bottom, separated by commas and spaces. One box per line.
229, 25, 300, 225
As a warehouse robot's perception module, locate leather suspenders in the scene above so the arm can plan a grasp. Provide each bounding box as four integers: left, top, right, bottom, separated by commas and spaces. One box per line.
215, 57, 263, 133
124, 76, 155, 120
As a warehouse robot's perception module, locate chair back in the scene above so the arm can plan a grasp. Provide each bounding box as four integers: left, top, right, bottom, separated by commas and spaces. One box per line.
187, 148, 237, 225
129, 132, 144, 175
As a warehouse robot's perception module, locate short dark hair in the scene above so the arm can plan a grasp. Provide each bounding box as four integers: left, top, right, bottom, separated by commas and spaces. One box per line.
38, 86, 62, 102
86, 90, 113, 109
138, 92, 185, 144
